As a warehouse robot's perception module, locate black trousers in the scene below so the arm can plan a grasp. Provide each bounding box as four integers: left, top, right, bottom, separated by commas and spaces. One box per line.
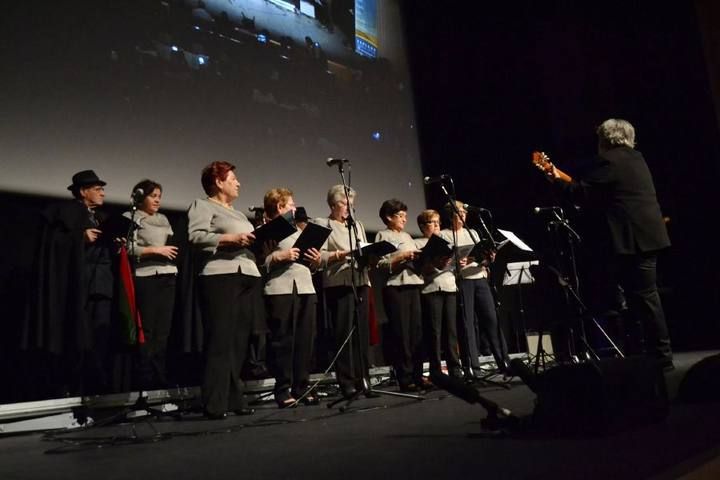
458, 278, 505, 371
324, 285, 370, 393
80, 295, 112, 395
421, 291, 460, 374
382, 285, 423, 387
199, 273, 263, 415
266, 291, 317, 398
587, 252, 672, 361
134, 274, 176, 389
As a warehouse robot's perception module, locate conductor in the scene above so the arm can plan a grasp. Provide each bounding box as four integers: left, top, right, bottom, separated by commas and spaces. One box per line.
534, 118, 673, 370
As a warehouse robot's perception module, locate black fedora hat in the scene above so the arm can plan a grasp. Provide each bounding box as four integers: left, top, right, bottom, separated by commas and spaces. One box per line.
67, 170, 107, 191
295, 206, 308, 222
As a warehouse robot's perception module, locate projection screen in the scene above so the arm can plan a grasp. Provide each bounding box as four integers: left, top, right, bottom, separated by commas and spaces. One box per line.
1, 0, 424, 232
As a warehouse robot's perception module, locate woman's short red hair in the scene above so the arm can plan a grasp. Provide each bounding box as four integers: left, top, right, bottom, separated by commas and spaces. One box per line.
201, 161, 235, 196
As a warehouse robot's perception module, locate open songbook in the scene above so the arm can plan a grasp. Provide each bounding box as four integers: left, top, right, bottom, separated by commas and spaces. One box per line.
453, 242, 493, 261
417, 234, 453, 262
353, 240, 398, 268
452, 227, 532, 260
496, 228, 533, 252
251, 211, 296, 251
292, 221, 333, 267
408, 234, 453, 272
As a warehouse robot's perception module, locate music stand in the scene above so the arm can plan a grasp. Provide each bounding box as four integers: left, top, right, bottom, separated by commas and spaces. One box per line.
534, 207, 624, 372
502, 261, 553, 369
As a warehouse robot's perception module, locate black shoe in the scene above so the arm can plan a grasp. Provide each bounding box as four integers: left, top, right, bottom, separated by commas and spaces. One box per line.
399, 383, 419, 393
496, 359, 512, 375
417, 377, 435, 391
250, 366, 270, 379
472, 365, 494, 376
204, 410, 227, 420
341, 387, 358, 399
233, 408, 255, 416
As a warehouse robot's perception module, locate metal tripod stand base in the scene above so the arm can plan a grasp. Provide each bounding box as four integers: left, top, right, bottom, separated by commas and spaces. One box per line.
471, 370, 513, 390
327, 387, 425, 411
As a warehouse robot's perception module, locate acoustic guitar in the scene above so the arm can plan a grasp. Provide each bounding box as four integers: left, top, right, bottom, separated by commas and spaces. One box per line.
531, 151, 573, 183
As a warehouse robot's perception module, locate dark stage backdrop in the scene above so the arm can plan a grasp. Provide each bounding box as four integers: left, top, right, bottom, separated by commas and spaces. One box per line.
404, 0, 720, 351
0, 0, 424, 233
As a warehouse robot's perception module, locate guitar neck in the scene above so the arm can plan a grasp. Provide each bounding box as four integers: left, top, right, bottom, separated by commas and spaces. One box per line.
532, 151, 573, 183
553, 167, 573, 183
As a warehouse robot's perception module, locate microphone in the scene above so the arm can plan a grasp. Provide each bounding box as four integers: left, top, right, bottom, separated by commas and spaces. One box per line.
533, 206, 560, 214
430, 371, 489, 405
131, 187, 144, 203
429, 371, 517, 431
463, 203, 490, 213
326, 158, 350, 167
423, 174, 450, 185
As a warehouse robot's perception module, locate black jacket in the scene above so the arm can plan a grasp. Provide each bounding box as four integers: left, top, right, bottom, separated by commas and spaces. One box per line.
563, 146, 670, 255
23, 200, 113, 354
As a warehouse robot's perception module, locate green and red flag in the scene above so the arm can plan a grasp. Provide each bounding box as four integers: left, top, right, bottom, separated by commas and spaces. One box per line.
118, 245, 145, 345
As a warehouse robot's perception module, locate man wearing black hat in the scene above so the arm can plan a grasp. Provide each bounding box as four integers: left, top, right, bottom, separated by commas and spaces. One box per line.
24, 170, 115, 395
294, 206, 309, 231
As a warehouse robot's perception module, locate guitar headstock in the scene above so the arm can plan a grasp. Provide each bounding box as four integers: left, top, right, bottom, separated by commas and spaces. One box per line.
532, 151, 553, 173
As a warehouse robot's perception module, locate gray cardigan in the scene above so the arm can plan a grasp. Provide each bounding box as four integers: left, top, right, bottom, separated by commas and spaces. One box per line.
263, 229, 316, 295
413, 237, 457, 293
439, 228, 488, 280
187, 198, 260, 277
317, 217, 370, 288
374, 229, 423, 287
123, 210, 178, 277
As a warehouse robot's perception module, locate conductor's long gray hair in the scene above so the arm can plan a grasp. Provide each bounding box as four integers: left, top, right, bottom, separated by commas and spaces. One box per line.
597, 118, 636, 150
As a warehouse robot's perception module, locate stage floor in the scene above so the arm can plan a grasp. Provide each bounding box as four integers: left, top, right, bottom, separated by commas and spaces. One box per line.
1, 351, 719, 480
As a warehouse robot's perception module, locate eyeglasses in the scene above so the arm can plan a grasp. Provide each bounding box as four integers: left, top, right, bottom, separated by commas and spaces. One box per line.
393, 212, 408, 219
422, 220, 440, 225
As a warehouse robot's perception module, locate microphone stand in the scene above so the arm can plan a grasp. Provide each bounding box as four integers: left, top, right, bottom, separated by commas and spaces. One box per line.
128, 197, 139, 258
437, 183, 508, 389
417, 179, 514, 428
124, 196, 182, 421
327, 162, 421, 411
440, 181, 467, 374
47, 197, 177, 451
460, 204, 511, 388
538, 207, 623, 373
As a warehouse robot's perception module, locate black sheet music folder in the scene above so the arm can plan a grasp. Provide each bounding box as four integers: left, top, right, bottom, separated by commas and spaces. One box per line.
417, 234, 453, 264
354, 240, 397, 259
251, 212, 296, 250
293, 221, 332, 266
100, 214, 137, 242
353, 240, 397, 268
